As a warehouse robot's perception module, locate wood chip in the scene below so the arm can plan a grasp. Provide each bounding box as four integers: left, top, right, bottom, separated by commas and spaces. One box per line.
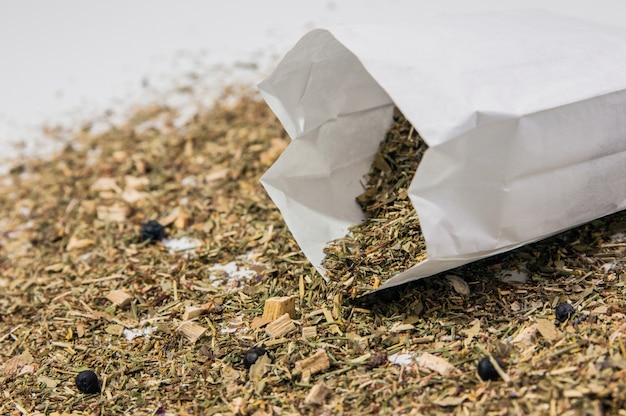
122, 188, 147, 203
96, 204, 130, 222
66, 236, 95, 251
251, 316, 268, 329
205, 168, 229, 183
174, 209, 190, 229
177, 322, 207, 343
302, 326, 317, 340
390, 322, 415, 332
415, 352, 455, 376
182, 306, 207, 321
535, 318, 559, 341
293, 348, 330, 378
266, 313, 296, 338
305, 381, 332, 405
124, 175, 149, 189
90, 177, 121, 193
201, 298, 223, 312
262, 295, 297, 321
112, 150, 127, 162
106, 289, 134, 308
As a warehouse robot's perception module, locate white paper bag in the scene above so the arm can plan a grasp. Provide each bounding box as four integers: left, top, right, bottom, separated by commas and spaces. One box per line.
258, 10, 626, 291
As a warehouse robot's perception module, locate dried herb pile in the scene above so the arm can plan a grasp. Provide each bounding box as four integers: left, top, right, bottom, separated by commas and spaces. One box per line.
1, 88, 626, 415
322, 108, 428, 296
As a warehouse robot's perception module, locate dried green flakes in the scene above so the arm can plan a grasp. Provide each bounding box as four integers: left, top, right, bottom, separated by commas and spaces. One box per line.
1, 88, 626, 416
323, 108, 428, 297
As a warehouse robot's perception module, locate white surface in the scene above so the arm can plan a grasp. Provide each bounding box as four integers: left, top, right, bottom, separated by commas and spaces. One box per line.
259, 9, 626, 289
1, 0, 626, 171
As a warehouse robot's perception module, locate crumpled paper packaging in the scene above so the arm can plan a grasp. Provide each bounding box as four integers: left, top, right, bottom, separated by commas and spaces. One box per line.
258, 10, 626, 291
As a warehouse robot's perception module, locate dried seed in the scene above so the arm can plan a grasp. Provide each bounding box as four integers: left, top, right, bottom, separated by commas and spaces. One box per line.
141, 220, 166, 242
477, 357, 505, 381
555, 302, 576, 323
243, 347, 266, 369
75, 370, 100, 394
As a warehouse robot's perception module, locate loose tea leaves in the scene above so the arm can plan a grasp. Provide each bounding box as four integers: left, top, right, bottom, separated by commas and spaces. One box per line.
323, 108, 428, 297
1, 86, 626, 415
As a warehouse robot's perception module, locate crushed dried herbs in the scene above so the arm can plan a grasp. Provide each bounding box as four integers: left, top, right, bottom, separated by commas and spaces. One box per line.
0, 86, 625, 415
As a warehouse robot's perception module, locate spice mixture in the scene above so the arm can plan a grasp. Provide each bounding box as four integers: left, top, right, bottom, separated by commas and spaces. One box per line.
1, 89, 626, 415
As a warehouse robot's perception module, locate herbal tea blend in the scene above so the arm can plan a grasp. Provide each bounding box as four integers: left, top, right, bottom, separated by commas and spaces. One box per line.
323, 108, 428, 297
1, 87, 626, 415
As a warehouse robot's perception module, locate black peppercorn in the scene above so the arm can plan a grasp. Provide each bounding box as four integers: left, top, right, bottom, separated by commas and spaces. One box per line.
75, 370, 100, 394
243, 347, 266, 369
477, 356, 504, 381
555, 302, 575, 323
141, 220, 166, 242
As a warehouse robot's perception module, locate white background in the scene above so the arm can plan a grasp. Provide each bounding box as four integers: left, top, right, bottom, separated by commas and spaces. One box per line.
1, 0, 624, 170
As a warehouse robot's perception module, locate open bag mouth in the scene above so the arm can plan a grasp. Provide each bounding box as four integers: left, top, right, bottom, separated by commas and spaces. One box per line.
322, 108, 430, 297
